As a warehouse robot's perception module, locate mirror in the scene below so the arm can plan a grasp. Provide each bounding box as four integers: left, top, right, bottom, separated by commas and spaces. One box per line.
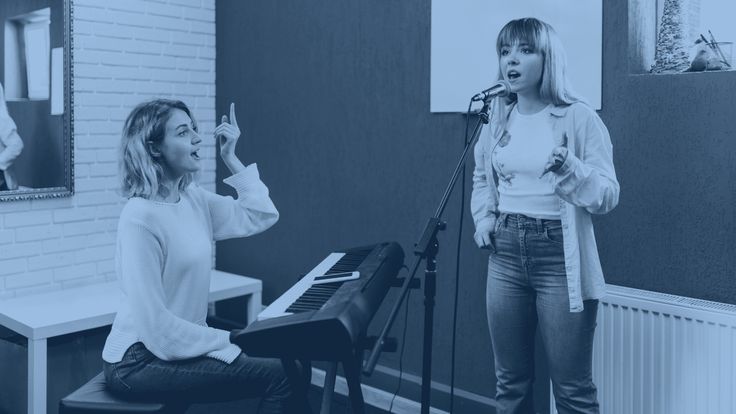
0, 0, 73, 202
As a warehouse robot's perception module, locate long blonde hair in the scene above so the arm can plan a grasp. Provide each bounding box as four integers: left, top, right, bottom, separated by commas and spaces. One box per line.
119, 99, 196, 199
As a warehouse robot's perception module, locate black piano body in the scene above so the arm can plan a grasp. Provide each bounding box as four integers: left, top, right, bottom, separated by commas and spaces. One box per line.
231, 241, 404, 361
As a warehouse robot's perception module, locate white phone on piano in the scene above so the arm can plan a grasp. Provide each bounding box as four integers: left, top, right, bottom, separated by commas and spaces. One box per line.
257, 252, 359, 321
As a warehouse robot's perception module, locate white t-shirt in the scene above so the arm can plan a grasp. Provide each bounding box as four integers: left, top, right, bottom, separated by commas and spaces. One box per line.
492, 105, 561, 219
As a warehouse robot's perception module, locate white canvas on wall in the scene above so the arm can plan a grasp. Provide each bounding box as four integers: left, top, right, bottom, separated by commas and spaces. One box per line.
431, 0, 603, 112
51, 47, 63, 115
24, 20, 50, 100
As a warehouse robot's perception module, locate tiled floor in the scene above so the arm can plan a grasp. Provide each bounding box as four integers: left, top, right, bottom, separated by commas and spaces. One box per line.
187, 385, 388, 414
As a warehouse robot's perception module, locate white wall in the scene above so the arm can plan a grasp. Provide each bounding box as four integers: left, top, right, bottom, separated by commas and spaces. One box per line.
430, 0, 603, 112
0, 0, 216, 299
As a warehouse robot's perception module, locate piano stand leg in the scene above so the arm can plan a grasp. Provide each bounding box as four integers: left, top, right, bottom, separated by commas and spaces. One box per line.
318, 358, 365, 414
320, 362, 338, 414
343, 357, 366, 414
281, 359, 314, 414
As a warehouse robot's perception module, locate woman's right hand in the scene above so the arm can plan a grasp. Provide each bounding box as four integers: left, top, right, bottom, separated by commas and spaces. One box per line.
215, 103, 241, 159
214, 103, 246, 175
473, 218, 496, 249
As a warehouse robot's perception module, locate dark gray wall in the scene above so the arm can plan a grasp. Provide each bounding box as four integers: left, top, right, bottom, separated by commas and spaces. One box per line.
594, 9, 736, 305
215, 0, 498, 410
215, 0, 736, 411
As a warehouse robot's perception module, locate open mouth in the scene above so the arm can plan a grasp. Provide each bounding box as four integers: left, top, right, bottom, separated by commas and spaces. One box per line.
191, 149, 200, 160
507, 70, 521, 80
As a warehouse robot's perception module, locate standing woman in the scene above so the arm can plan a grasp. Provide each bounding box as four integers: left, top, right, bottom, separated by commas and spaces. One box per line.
471, 18, 619, 414
102, 99, 306, 413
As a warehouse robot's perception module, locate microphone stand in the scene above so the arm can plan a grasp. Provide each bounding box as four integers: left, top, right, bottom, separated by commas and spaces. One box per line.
363, 98, 494, 413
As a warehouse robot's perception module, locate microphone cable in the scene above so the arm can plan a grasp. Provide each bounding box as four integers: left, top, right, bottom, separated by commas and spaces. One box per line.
388, 264, 412, 413
449, 99, 476, 413
389, 97, 479, 413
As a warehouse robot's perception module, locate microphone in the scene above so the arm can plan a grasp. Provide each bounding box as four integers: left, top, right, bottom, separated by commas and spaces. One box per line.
471, 80, 511, 102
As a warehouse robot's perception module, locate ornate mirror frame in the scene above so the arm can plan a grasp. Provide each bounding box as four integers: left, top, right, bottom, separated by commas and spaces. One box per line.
0, 0, 73, 202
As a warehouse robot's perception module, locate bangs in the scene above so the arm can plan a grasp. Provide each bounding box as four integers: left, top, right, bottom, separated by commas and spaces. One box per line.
496, 18, 545, 55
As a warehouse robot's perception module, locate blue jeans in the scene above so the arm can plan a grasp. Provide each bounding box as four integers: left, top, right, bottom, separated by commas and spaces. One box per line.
486, 213, 599, 414
103, 342, 309, 414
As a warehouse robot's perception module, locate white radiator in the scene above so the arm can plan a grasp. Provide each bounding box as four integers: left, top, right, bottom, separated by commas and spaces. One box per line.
551, 285, 736, 414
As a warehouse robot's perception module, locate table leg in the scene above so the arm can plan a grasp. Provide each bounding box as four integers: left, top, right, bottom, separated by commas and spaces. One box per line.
28, 338, 47, 414
247, 291, 262, 325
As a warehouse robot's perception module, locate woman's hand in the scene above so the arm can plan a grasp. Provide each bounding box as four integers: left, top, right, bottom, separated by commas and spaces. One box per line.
540, 132, 569, 178
215, 102, 241, 158
214, 102, 246, 174
473, 219, 496, 249
540, 146, 568, 177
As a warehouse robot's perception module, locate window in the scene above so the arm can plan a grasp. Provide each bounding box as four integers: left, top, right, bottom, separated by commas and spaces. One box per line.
630, 0, 734, 74
4, 7, 51, 100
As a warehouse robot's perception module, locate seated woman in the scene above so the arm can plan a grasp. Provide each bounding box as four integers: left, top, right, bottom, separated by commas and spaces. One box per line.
0, 82, 23, 191
102, 98, 308, 413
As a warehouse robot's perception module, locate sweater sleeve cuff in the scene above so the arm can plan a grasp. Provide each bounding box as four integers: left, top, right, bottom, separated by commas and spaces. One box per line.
205, 330, 242, 364
206, 344, 242, 364
222, 163, 260, 190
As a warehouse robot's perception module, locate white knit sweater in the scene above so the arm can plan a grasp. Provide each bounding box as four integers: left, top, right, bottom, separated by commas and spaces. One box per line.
102, 164, 279, 364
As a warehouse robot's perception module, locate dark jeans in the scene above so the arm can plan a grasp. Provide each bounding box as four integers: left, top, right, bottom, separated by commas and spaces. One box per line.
486, 213, 599, 414
103, 342, 310, 414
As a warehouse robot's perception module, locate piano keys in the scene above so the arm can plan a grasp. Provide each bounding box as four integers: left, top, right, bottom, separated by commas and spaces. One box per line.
230, 242, 404, 361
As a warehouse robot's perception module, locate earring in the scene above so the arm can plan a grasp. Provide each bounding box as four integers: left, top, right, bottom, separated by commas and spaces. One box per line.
147, 141, 160, 157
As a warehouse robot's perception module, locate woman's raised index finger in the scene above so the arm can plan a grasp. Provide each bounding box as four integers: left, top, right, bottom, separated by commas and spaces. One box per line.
230, 103, 238, 127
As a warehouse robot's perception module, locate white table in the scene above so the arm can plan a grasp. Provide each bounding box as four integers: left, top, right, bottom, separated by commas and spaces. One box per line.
0, 270, 262, 414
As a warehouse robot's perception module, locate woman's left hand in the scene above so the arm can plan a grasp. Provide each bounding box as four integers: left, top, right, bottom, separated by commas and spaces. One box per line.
214, 102, 241, 158
540, 146, 568, 177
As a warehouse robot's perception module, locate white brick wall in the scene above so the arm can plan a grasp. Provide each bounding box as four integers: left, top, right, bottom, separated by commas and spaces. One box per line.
0, 0, 216, 298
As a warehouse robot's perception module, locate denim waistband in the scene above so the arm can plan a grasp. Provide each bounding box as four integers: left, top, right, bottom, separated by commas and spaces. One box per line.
499, 212, 561, 230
